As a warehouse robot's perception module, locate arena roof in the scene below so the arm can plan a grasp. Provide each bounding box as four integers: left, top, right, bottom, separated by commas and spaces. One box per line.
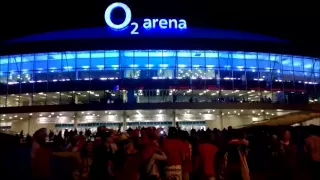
1, 27, 316, 58
5, 27, 288, 44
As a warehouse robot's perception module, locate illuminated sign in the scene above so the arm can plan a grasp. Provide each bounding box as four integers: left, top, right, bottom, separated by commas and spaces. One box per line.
104, 2, 187, 35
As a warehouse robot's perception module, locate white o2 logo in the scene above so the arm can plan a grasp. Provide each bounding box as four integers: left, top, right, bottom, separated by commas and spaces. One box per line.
104, 2, 139, 34
104, 2, 187, 35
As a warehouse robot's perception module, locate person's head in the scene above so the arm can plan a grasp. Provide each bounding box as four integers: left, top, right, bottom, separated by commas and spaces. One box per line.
71, 135, 79, 146
308, 125, 318, 136
106, 136, 113, 144
34, 128, 47, 145
179, 131, 189, 141
168, 127, 178, 138
199, 131, 211, 143
190, 129, 197, 137
281, 130, 291, 141
141, 130, 156, 145
86, 141, 93, 153
230, 129, 243, 140
123, 140, 136, 154
81, 141, 94, 157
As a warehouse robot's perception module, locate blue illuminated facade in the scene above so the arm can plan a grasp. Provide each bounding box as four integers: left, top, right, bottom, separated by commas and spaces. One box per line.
0, 49, 319, 107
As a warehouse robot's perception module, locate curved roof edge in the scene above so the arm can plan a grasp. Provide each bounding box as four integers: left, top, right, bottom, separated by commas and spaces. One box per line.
4, 27, 288, 44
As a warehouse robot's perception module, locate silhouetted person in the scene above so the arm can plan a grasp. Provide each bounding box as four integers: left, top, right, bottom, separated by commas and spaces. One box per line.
48, 130, 54, 141
64, 129, 69, 139
25, 134, 32, 147
19, 130, 24, 141
305, 126, 320, 180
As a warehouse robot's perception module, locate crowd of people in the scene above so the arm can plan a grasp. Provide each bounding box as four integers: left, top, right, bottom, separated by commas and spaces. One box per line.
27, 124, 319, 180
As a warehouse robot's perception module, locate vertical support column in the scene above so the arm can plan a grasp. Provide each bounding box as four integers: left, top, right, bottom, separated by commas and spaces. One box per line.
27, 114, 32, 134
28, 96, 32, 106
172, 110, 176, 127
75, 70, 79, 80
123, 90, 128, 103
122, 110, 127, 131
74, 94, 78, 104
127, 89, 135, 103
74, 112, 78, 130
219, 109, 223, 130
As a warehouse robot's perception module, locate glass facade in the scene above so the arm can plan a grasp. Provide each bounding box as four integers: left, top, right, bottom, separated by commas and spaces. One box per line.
3, 109, 295, 133
1, 50, 320, 107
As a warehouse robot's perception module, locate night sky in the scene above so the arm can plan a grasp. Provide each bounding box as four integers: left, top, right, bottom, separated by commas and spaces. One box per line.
1, 0, 320, 51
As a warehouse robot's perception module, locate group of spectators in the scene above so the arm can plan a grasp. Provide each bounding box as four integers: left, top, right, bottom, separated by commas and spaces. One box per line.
28, 124, 319, 180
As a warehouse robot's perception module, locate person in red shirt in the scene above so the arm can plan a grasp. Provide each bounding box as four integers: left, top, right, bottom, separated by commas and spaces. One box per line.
197, 131, 219, 180
113, 140, 142, 180
161, 127, 184, 180
181, 131, 193, 180
31, 128, 52, 180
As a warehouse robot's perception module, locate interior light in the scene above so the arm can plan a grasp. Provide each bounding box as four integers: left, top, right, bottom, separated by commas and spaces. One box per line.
129, 64, 138, 68
159, 64, 168, 68
111, 65, 119, 68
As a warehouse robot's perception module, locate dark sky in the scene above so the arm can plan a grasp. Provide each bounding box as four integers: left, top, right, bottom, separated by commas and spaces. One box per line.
1, 0, 320, 50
